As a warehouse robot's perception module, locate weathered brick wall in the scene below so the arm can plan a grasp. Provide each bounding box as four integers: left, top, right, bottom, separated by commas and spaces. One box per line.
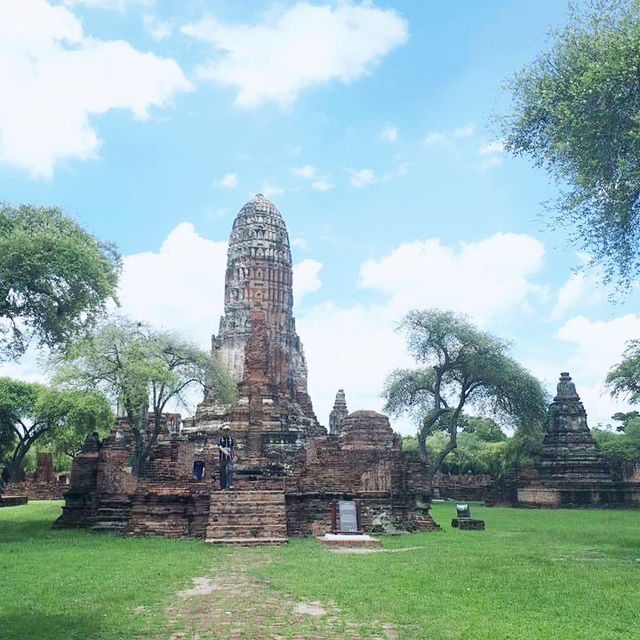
433, 473, 496, 502
97, 445, 137, 497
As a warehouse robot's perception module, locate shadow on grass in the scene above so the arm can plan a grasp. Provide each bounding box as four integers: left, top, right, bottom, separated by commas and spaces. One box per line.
0, 612, 102, 640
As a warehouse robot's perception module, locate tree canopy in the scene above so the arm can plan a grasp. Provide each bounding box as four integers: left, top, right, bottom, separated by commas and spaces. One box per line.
0, 378, 112, 484
501, 0, 640, 291
0, 203, 120, 360
606, 339, 640, 403
383, 309, 548, 482
52, 318, 237, 477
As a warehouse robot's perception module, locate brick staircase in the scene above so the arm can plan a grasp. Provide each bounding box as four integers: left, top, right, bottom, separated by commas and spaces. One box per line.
205, 490, 287, 545
91, 498, 131, 534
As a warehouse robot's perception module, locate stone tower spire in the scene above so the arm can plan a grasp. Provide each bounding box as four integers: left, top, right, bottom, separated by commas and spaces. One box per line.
538, 372, 611, 482
193, 194, 322, 456
329, 389, 348, 435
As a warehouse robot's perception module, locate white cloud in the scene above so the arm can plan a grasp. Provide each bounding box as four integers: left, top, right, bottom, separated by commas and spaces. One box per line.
555, 314, 640, 385
292, 165, 317, 179
293, 259, 323, 302
65, 0, 151, 9
349, 168, 376, 187
382, 125, 398, 142
382, 161, 410, 181
298, 302, 414, 431
424, 132, 446, 146
118, 223, 227, 349
181, 2, 408, 108
0, 0, 191, 178
477, 140, 505, 169
551, 271, 606, 320
143, 14, 172, 41
311, 179, 334, 191
453, 122, 474, 138
293, 165, 333, 190
359, 232, 546, 325
478, 141, 504, 155
261, 182, 285, 198
291, 237, 308, 250
216, 172, 239, 188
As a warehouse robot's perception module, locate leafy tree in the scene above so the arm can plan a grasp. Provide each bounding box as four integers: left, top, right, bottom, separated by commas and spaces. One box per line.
383, 309, 547, 483
0, 203, 120, 360
40, 390, 113, 459
501, 0, 640, 290
0, 378, 112, 484
606, 339, 640, 402
611, 410, 640, 432
460, 415, 507, 442
53, 318, 237, 477
592, 420, 640, 477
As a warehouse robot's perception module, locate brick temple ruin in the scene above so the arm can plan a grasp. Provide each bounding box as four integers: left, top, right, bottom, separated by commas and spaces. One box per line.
55, 194, 439, 542
517, 373, 640, 508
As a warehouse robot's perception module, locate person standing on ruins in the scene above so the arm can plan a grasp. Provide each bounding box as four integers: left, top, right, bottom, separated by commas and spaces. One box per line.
217, 424, 235, 490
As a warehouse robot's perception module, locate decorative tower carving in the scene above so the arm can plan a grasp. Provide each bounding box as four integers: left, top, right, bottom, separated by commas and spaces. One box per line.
329, 389, 348, 435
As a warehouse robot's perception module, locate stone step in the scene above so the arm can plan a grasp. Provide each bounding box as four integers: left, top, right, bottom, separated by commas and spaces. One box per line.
205, 489, 287, 545
205, 537, 287, 546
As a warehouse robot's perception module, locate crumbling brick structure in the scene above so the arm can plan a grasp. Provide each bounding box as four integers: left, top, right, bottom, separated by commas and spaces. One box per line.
56, 195, 439, 541
2, 453, 68, 501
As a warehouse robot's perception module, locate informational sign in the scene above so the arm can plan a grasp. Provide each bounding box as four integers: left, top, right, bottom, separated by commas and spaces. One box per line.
338, 500, 358, 533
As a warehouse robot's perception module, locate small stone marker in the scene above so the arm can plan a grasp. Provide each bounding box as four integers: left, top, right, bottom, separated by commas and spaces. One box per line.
338, 500, 359, 533
451, 503, 485, 530
456, 504, 471, 518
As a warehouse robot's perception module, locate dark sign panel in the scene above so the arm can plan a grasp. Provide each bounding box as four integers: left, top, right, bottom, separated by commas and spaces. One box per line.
338, 500, 358, 533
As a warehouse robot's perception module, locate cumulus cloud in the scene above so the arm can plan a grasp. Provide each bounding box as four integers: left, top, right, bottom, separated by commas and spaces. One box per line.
143, 14, 172, 41
359, 233, 546, 324
424, 132, 446, 146
0, 0, 191, 178
312, 179, 334, 191
382, 125, 398, 142
261, 182, 285, 198
349, 168, 376, 187
216, 172, 239, 188
293, 259, 323, 302
65, 0, 152, 9
298, 301, 413, 430
292, 165, 317, 179
118, 223, 227, 348
453, 123, 474, 138
181, 2, 408, 108
551, 271, 606, 320
293, 165, 334, 190
477, 140, 505, 169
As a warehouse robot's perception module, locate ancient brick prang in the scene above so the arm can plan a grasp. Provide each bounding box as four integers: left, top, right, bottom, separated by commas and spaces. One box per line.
189, 194, 324, 468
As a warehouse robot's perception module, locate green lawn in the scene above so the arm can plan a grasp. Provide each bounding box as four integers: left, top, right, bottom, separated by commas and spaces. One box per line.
1, 501, 639, 639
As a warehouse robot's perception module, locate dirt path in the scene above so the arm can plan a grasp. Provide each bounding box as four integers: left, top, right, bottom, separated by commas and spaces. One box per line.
161, 549, 398, 640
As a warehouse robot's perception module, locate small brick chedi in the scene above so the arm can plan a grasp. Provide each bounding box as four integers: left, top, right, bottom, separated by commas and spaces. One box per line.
56, 195, 438, 541
518, 373, 640, 508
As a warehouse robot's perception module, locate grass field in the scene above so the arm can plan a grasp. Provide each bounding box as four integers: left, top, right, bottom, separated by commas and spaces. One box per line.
1, 501, 639, 639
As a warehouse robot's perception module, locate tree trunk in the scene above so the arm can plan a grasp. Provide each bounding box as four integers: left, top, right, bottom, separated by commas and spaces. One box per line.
2, 459, 23, 484
132, 439, 149, 478
429, 437, 457, 486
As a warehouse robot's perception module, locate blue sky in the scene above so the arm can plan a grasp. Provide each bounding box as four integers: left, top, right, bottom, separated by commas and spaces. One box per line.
2, 0, 639, 433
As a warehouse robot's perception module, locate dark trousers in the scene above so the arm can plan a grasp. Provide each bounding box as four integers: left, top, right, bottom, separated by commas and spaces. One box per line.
219, 457, 233, 490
